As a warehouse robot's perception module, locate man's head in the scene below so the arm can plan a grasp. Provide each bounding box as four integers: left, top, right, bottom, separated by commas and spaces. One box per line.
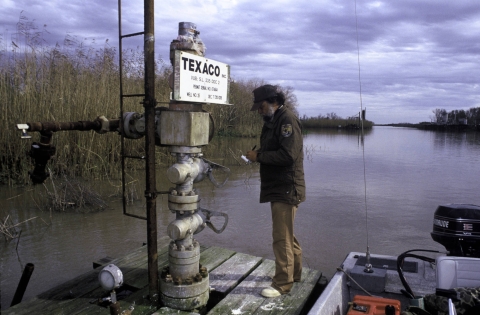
251, 85, 278, 111
251, 85, 285, 122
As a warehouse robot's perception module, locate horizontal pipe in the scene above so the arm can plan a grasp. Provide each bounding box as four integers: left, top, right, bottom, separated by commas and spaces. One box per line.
25, 119, 120, 133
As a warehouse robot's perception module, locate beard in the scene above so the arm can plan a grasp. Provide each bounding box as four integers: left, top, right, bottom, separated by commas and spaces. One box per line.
262, 104, 276, 122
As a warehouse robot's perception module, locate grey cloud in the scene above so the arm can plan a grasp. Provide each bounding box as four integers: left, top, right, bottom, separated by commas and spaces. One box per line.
1, 0, 480, 124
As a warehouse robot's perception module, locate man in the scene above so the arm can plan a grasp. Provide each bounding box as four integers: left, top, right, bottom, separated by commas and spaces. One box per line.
245, 84, 306, 298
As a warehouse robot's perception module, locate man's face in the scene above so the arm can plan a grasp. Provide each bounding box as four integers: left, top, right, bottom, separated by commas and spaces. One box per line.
258, 101, 276, 121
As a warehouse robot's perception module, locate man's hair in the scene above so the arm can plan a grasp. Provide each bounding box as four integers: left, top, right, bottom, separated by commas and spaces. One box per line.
265, 88, 285, 106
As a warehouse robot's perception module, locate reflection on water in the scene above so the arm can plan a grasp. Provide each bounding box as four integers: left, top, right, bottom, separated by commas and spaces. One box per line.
2, 127, 480, 309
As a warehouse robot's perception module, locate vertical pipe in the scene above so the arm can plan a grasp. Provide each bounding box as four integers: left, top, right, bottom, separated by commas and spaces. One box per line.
144, 0, 159, 303
10, 263, 34, 307
118, 0, 128, 218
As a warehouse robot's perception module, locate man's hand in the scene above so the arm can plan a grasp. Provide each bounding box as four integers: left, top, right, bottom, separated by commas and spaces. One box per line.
246, 150, 258, 162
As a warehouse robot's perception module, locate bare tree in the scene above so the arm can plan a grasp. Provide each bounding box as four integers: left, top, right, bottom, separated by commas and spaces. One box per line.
280, 85, 299, 116
431, 108, 447, 123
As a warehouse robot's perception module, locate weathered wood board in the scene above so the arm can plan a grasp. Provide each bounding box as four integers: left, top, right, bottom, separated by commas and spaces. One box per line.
208, 259, 322, 315
4, 237, 323, 315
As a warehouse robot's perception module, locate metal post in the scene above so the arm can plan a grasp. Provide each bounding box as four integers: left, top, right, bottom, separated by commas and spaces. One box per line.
10, 263, 35, 307
144, 0, 159, 303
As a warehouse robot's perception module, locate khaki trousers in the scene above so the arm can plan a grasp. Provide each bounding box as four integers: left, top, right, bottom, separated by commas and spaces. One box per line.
270, 202, 302, 294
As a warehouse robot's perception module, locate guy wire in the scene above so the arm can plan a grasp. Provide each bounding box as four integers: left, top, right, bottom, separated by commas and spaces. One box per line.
354, 0, 370, 251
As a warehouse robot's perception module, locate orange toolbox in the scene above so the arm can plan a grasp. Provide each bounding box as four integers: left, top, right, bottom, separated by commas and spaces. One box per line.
347, 295, 401, 315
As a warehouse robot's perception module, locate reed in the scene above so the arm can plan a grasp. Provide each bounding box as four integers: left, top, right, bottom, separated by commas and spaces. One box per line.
0, 27, 263, 184
0, 215, 37, 240
40, 175, 108, 212
0, 16, 180, 182
0, 19, 351, 185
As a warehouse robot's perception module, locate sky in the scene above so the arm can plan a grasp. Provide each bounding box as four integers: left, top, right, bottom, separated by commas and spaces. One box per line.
1, 0, 479, 124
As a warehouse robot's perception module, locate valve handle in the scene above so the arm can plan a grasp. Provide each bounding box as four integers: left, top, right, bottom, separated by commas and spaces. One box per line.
201, 158, 230, 188
200, 208, 229, 234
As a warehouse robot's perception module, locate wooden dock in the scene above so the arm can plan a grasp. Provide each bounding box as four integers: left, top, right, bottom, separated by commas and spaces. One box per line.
4, 236, 327, 315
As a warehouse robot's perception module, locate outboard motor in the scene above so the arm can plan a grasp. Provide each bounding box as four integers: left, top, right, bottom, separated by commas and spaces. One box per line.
431, 204, 480, 257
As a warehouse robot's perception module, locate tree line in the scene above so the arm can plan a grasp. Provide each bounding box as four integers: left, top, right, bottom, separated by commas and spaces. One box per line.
300, 112, 373, 129
431, 107, 480, 125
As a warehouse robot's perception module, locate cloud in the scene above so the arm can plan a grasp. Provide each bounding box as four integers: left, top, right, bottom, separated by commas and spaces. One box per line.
1, 0, 480, 124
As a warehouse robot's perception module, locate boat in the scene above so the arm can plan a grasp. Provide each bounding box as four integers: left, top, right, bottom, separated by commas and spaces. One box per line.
307, 203, 480, 315
308, 4, 480, 312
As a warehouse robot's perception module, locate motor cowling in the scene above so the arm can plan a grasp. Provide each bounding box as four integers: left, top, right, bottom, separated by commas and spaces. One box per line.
431, 204, 480, 257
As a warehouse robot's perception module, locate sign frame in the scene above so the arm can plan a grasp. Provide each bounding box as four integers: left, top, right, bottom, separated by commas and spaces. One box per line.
172, 51, 231, 105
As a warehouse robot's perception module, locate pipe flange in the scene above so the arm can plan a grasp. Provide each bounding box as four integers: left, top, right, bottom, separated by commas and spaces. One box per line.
160, 280, 209, 311
168, 194, 199, 204
168, 202, 198, 211
160, 273, 209, 296
168, 146, 202, 154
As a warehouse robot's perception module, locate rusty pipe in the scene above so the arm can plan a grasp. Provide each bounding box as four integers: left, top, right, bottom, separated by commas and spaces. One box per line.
24, 118, 120, 133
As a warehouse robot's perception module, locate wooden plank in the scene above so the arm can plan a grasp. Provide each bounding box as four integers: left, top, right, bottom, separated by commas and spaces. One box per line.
253, 268, 322, 315
92, 256, 115, 269
153, 307, 201, 315
4, 267, 103, 315
199, 246, 236, 272
70, 245, 234, 315
209, 252, 263, 296
7, 238, 323, 315
207, 260, 322, 315
71, 288, 153, 315
3, 238, 171, 315
207, 259, 276, 315
46, 241, 172, 315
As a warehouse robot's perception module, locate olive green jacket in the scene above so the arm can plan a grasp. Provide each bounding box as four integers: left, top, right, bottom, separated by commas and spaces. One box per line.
256, 106, 306, 205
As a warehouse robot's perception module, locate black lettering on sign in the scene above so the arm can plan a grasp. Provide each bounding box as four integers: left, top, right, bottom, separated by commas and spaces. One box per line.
181, 57, 222, 77
182, 57, 189, 70
195, 60, 202, 72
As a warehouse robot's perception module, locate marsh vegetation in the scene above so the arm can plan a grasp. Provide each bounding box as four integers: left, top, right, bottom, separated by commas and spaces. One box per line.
1, 18, 369, 185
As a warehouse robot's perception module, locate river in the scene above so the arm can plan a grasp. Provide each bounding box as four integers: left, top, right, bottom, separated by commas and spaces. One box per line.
1, 126, 480, 310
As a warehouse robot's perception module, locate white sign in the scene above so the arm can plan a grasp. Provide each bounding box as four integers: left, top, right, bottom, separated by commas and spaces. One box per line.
173, 51, 230, 105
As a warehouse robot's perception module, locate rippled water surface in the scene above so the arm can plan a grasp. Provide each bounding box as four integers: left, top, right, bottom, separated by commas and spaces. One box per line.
2, 126, 480, 309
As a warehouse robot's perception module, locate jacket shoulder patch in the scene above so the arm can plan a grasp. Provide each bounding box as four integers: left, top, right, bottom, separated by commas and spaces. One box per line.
281, 124, 293, 137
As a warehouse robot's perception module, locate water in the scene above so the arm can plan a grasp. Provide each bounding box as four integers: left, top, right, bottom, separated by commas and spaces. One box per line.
2, 126, 480, 309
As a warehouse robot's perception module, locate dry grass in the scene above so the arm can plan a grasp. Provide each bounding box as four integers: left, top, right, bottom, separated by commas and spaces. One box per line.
38, 175, 108, 212
0, 16, 345, 185
0, 20, 264, 185
0, 215, 37, 240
